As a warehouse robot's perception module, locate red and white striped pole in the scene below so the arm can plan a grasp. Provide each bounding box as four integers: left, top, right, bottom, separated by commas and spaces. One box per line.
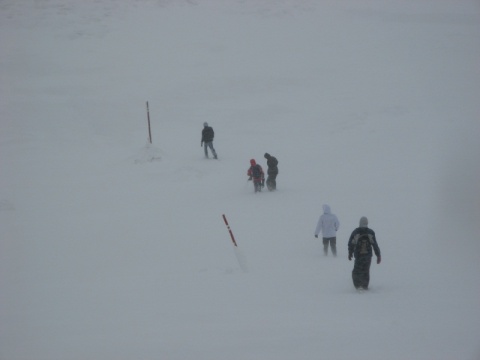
222, 214, 238, 247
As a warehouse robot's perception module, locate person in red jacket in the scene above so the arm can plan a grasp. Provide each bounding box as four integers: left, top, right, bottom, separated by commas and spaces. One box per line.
247, 159, 265, 193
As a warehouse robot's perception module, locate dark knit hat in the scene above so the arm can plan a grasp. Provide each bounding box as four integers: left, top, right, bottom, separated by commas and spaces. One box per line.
264, 153, 270, 159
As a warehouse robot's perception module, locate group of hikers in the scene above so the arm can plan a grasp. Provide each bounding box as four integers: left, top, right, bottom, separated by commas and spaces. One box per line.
247, 153, 278, 192
201, 122, 279, 192
202, 122, 381, 291
314, 205, 382, 291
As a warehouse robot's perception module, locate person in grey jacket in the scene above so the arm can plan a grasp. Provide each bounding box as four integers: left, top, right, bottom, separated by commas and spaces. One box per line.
314, 204, 340, 256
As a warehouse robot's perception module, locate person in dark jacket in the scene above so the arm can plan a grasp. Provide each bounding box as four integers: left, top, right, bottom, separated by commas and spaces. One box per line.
263, 153, 278, 191
347, 216, 381, 290
201, 122, 217, 159
247, 159, 265, 193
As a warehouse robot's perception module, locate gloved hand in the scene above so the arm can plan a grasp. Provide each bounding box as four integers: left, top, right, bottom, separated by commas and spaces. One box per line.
201, 142, 203, 147
377, 256, 381, 264
314, 235, 318, 238
348, 254, 352, 261
248, 177, 252, 181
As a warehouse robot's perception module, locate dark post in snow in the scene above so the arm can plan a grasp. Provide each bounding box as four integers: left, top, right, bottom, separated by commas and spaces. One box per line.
222, 214, 238, 247
146, 101, 152, 144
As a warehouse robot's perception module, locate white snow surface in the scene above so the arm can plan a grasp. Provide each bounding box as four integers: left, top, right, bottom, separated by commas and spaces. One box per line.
1, 1, 480, 359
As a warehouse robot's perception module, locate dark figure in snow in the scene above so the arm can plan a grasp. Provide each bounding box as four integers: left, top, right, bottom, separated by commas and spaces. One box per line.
263, 153, 278, 191
314, 204, 340, 256
247, 159, 265, 193
348, 216, 381, 290
201, 122, 217, 159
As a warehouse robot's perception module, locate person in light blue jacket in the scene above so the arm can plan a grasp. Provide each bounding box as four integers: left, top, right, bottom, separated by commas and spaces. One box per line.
314, 204, 340, 256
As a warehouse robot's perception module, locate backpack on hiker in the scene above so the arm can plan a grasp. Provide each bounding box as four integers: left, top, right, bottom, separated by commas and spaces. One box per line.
251, 164, 262, 179
352, 232, 374, 255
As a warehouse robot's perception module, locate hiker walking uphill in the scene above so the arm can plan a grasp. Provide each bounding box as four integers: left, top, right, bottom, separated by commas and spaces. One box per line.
201, 122, 217, 159
247, 159, 265, 193
348, 216, 381, 290
314, 204, 340, 256
264, 153, 278, 191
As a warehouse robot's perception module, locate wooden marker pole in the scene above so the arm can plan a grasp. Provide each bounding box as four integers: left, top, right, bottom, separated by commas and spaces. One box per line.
146, 101, 152, 144
222, 214, 238, 247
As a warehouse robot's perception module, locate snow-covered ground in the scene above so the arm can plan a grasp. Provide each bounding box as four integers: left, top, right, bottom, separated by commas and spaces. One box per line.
1, 1, 480, 359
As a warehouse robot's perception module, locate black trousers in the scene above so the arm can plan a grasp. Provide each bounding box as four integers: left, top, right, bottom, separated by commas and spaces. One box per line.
266, 173, 277, 190
352, 256, 372, 289
322, 237, 336, 256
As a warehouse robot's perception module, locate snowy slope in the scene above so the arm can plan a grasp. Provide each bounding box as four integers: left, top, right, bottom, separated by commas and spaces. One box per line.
1, 1, 480, 359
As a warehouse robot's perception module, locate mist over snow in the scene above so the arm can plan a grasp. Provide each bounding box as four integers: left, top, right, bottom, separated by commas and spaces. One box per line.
1, 1, 480, 359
